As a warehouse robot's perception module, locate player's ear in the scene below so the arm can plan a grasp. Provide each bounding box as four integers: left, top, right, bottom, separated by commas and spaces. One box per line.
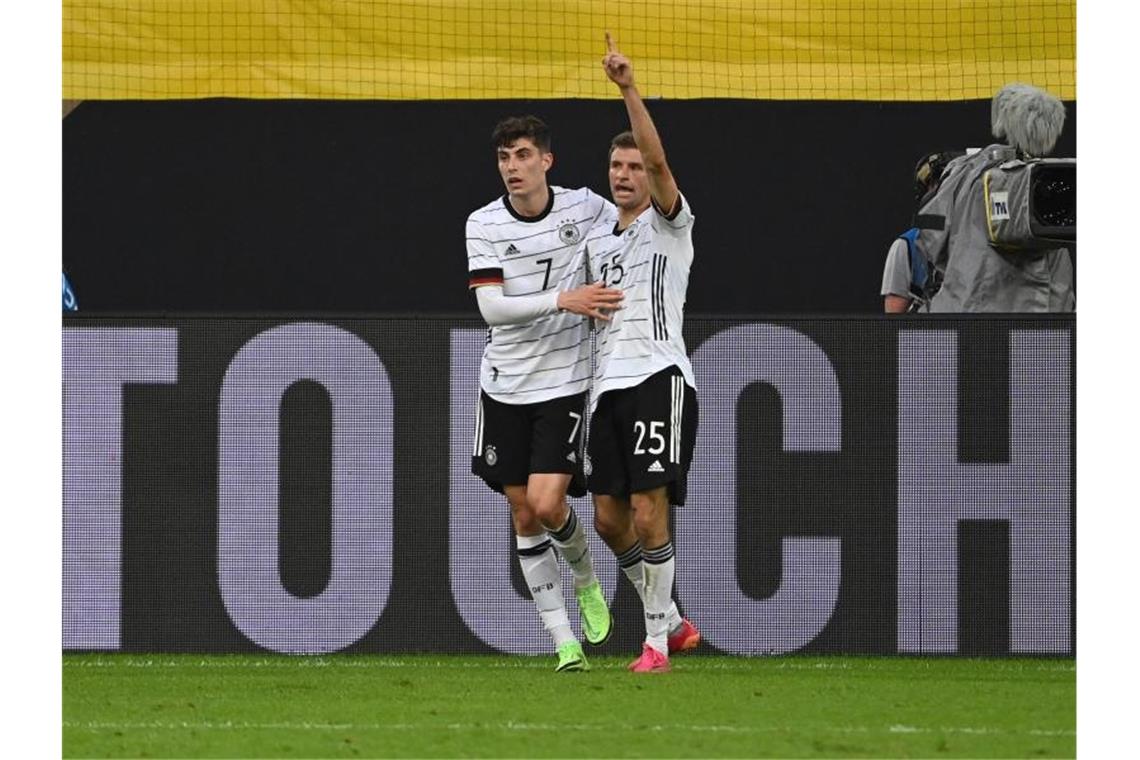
542, 151, 554, 171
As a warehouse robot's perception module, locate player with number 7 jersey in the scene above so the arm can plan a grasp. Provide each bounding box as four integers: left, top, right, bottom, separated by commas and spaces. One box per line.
465, 115, 623, 672
467, 182, 611, 406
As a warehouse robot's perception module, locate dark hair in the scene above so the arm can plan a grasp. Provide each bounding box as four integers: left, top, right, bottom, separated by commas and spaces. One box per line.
913, 149, 966, 206
491, 115, 551, 153
609, 130, 638, 159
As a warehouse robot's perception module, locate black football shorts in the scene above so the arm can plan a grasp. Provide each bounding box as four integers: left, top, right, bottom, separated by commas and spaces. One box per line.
472, 390, 588, 497
587, 366, 698, 505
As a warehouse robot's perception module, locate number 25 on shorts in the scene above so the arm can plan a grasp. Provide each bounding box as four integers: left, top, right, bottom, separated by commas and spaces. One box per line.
633, 420, 665, 455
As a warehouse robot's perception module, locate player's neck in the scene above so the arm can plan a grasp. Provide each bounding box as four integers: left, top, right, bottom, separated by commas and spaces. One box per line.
617, 201, 649, 230
508, 185, 551, 219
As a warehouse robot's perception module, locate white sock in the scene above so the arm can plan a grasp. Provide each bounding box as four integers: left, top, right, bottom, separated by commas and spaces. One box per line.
547, 508, 598, 590
642, 542, 676, 655
516, 534, 575, 648
615, 542, 646, 598
616, 542, 682, 632
667, 603, 683, 634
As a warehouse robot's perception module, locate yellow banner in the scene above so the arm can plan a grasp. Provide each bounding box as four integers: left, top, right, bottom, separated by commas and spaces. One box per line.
63, 1, 1075, 101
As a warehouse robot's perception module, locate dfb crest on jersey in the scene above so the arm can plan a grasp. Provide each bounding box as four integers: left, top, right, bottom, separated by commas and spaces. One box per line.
484, 445, 498, 466
558, 222, 582, 245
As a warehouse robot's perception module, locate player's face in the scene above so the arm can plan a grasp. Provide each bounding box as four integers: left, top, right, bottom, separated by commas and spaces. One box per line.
497, 138, 553, 199
608, 147, 651, 211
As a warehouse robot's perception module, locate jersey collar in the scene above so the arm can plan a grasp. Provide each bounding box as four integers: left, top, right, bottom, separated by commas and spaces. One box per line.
612, 203, 653, 236
501, 185, 556, 223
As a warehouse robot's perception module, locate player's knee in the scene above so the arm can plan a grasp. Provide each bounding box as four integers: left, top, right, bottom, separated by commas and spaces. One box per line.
629, 490, 664, 515
592, 499, 627, 542
512, 508, 543, 536
526, 492, 565, 528
630, 491, 668, 534
508, 496, 541, 534
593, 510, 622, 543
630, 508, 657, 538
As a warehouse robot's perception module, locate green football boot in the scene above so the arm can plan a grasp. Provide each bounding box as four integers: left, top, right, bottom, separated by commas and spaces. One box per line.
555, 640, 589, 672
575, 580, 614, 646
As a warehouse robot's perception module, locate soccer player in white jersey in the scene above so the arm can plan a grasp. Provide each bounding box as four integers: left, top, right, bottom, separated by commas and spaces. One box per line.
584, 35, 701, 673
466, 115, 624, 672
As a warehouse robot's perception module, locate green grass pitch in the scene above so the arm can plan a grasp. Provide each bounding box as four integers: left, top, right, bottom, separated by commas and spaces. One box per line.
63, 654, 1074, 758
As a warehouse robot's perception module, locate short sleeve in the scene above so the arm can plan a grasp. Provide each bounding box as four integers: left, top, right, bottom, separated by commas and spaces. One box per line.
650, 192, 694, 236
880, 238, 912, 297
466, 216, 503, 289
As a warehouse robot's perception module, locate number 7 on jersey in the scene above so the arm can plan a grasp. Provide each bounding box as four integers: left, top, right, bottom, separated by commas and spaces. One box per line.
536, 258, 553, 290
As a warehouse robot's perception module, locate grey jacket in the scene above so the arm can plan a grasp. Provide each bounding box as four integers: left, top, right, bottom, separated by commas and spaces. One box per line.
916, 144, 1074, 312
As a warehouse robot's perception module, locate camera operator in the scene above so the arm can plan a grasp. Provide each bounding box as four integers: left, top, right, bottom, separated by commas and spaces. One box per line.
915, 83, 1074, 312
881, 149, 966, 313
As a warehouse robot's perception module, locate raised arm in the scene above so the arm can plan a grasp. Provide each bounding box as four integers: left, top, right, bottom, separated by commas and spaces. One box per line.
602, 32, 680, 216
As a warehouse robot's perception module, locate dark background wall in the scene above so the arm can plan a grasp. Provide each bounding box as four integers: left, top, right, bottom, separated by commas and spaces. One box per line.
63, 99, 1076, 314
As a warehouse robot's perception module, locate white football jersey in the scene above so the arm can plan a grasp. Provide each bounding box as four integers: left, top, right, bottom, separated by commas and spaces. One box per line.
585, 193, 697, 406
466, 186, 613, 404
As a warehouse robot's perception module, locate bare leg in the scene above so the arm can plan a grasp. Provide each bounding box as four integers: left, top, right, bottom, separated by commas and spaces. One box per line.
631, 486, 674, 654
504, 483, 574, 648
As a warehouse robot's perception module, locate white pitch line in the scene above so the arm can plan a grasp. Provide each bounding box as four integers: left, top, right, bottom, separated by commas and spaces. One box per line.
62, 720, 1074, 737
767, 661, 1075, 673
888, 724, 1074, 738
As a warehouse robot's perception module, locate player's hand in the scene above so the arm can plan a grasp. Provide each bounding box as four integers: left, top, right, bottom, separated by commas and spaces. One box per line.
602, 32, 634, 88
557, 282, 624, 321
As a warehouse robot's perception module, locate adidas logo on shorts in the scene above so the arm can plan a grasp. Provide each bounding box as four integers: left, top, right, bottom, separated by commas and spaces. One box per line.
566, 451, 577, 463
647, 460, 665, 473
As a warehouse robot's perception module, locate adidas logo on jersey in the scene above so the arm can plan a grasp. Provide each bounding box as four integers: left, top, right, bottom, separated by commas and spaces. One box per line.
505, 244, 520, 256
566, 451, 577, 463
647, 460, 664, 473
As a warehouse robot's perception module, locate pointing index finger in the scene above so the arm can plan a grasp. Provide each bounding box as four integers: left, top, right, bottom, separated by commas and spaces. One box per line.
605, 31, 615, 53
